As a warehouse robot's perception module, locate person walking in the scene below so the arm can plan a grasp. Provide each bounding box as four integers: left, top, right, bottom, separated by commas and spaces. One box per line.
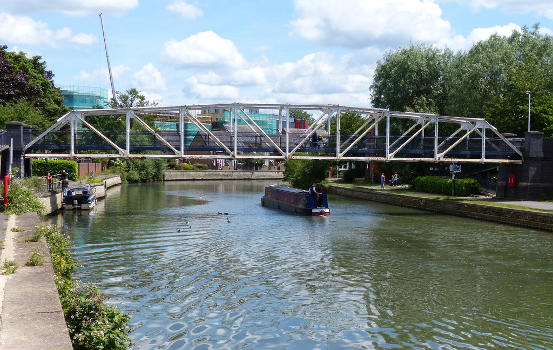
380, 173, 386, 189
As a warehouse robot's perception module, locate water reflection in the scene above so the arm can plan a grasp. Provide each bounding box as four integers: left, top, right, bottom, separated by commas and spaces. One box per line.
47, 181, 553, 350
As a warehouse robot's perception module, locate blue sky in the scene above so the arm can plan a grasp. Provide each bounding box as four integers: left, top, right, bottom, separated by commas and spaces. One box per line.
0, 0, 551, 107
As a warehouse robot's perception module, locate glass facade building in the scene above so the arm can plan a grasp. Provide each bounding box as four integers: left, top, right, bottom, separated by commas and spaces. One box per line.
60, 85, 108, 110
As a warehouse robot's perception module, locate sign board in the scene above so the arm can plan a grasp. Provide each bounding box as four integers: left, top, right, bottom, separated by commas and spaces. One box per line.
449, 163, 461, 173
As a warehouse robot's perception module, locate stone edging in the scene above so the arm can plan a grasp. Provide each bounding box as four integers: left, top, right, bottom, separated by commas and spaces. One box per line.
164, 170, 283, 181
328, 185, 553, 232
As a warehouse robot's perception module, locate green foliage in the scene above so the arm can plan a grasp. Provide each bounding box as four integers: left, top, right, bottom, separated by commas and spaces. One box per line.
109, 88, 156, 108
32, 159, 78, 180
6, 181, 44, 215
11, 227, 23, 232
0, 99, 51, 129
26, 248, 45, 266
25, 229, 43, 242
178, 162, 194, 170
38, 226, 131, 350
329, 111, 366, 136
412, 176, 480, 196
193, 163, 209, 170
3, 260, 18, 275
342, 165, 365, 183
370, 26, 553, 136
283, 159, 330, 189
0, 45, 68, 125
289, 109, 314, 124
114, 158, 164, 183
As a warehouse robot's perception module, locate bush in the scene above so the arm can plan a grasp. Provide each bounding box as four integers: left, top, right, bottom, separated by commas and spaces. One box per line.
38, 226, 131, 350
179, 162, 194, 170
115, 158, 164, 183
6, 181, 44, 215
32, 159, 78, 180
193, 163, 209, 170
412, 176, 480, 196
283, 159, 330, 189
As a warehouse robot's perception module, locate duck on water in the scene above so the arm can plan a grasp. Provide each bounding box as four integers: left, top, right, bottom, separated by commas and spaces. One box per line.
261, 185, 330, 216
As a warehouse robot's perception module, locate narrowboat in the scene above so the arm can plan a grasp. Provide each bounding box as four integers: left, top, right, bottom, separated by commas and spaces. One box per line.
62, 186, 97, 210
261, 185, 330, 216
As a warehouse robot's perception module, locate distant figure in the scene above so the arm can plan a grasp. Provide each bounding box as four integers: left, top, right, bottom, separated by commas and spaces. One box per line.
61, 178, 69, 196
309, 183, 319, 207
380, 173, 386, 189
311, 131, 318, 147
227, 217, 231, 223
46, 172, 53, 191
391, 172, 401, 186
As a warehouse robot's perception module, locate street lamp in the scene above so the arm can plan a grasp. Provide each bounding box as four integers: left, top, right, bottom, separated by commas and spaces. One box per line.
525, 90, 531, 132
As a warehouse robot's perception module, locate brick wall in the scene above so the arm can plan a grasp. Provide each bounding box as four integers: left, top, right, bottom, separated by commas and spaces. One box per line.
78, 162, 102, 177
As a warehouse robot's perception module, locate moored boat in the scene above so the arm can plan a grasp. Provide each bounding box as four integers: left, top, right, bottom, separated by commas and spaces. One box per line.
261, 185, 330, 216
62, 186, 97, 210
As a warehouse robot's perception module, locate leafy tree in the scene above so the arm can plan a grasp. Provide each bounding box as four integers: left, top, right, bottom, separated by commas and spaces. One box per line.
329, 111, 366, 136
109, 88, 157, 108
370, 44, 452, 115
0, 45, 68, 128
289, 109, 314, 124
283, 159, 330, 189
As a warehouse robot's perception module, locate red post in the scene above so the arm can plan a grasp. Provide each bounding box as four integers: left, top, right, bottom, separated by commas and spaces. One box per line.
3, 174, 10, 206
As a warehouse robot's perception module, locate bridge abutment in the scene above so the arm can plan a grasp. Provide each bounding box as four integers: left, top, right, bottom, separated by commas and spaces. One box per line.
496, 132, 553, 200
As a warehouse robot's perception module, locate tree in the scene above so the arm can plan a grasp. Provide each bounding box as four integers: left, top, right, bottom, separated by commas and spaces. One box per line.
370, 44, 452, 115
0, 45, 68, 128
289, 109, 314, 124
283, 159, 330, 189
109, 88, 156, 108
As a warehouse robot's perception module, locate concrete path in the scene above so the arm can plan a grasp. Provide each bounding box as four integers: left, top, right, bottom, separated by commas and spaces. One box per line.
0, 213, 73, 350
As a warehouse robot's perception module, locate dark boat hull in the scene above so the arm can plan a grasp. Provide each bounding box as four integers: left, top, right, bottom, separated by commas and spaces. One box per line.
261, 197, 330, 216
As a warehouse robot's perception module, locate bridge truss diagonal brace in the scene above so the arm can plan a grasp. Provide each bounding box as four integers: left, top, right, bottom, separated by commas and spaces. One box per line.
23, 111, 74, 151
238, 107, 286, 156
338, 114, 385, 158
76, 114, 125, 155
130, 111, 179, 155
288, 109, 333, 158
183, 108, 234, 157
437, 124, 478, 160
388, 119, 432, 159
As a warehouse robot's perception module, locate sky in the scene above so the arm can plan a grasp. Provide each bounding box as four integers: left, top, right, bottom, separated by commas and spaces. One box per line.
0, 0, 551, 107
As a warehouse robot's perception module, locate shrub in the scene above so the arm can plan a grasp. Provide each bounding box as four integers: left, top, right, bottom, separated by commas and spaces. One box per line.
26, 248, 45, 266
116, 159, 164, 183
25, 230, 42, 242
37, 226, 131, 350
193, 163, 209, 170
179, 162, 194, 170
32, 159, 78, 180
284, 159, 330, 189
412, 176, 480, 196
6, 181, 44, 215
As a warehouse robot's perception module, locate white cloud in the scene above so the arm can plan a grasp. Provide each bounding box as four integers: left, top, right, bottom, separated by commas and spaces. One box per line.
167, 0, 203, 19
184, 76, 240, 100
75, 65, 131, 86
161, 31, 247, 68
468, 0, 553, 19
0, 0, 138, 16
290, 0, 452, 48
133, 63, 167, 91
0, 12, 97, 47
438, 22, 522, 50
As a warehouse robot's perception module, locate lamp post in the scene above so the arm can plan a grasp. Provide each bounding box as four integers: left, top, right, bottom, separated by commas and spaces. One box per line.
525, 90, 531, 132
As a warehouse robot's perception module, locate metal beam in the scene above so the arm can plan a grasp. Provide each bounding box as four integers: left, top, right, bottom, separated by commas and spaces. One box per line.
338, 114, 384, 158
131, 112, 179, 155
389, 120, 432, 158
437, 126, 478, 159
239, 107, 286, 156
76, 114, 124, 155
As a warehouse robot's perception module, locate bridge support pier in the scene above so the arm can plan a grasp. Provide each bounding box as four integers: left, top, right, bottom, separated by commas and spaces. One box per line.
5, 122, 33, 177
496, 132, 553, 200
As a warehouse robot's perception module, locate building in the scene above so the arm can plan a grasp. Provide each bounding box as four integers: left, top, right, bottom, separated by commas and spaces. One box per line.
60, 85, 108, 110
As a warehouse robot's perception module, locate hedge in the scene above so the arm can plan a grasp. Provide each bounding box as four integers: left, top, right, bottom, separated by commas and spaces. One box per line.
32, 159, 78, 180
412, 176, 480, 196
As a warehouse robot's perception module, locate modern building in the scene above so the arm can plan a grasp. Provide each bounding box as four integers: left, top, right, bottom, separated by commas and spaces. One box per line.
60, 85, 108, 110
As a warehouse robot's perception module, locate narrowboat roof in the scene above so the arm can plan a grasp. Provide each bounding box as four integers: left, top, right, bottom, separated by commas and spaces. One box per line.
266, 185, 307, 193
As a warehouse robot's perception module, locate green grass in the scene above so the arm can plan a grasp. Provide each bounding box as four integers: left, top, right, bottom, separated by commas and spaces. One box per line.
25, 230, 42, 242
11, 227, 24, 232
460, 200, 552, 213
3, 260, 18, 275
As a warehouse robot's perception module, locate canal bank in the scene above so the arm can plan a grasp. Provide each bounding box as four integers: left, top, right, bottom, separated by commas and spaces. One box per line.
0, 213, 72, 350
328, 184, 553, 232
164, 170, 283, 181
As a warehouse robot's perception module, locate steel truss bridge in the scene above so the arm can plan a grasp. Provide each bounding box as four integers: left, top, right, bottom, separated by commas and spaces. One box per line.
24, 104, 523, 164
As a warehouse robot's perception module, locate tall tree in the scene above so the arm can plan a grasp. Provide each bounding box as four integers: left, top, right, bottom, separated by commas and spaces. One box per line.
370, 44, 452, 115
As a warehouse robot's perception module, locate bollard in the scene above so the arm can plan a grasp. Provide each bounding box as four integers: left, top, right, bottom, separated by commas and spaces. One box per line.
3, 173, 10, 206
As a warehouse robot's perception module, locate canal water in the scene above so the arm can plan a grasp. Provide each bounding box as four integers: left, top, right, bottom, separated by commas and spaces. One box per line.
48, 181, 552, 350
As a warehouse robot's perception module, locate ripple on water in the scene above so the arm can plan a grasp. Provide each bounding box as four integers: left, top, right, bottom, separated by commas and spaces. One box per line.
54, 182, 553, 350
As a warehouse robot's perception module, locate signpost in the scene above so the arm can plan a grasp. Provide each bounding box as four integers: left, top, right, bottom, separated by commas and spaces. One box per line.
449, 162, 461, 196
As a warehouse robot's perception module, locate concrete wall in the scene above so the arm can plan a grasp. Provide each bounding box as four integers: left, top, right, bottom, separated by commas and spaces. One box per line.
329, 185, 552, 232
165, 170, 283, 181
